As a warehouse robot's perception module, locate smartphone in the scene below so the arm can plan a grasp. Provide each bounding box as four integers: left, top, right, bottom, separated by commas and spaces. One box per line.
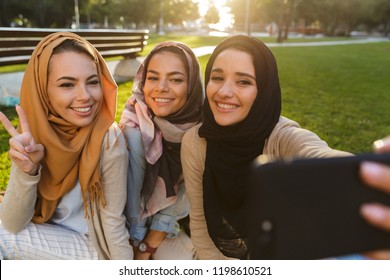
246, 153, 390, 259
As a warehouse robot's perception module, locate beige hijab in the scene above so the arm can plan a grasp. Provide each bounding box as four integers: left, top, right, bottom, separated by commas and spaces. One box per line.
19, 32, 117, 223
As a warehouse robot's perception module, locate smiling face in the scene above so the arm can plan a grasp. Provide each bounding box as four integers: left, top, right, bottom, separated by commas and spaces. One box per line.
47, 51, 102, 127
206, 48, 258, 126
143, 51, 189, 117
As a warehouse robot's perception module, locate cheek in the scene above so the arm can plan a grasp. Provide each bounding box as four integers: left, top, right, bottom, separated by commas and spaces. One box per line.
92, 87, 103, 102
143, 82, 152, 93
177, 86, 188, 103
243, 92, 257, 113
206, 83, 214, 101
47, 89, 66, 108
248, 94, 257, 107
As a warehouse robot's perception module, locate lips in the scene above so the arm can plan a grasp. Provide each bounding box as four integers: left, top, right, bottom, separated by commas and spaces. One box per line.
154, 98, 174, 103
216, 102, 238, 109
71, 106, 92, 113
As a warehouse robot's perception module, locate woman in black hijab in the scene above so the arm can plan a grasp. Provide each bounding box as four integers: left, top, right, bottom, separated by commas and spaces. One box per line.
181, 35, 350, 259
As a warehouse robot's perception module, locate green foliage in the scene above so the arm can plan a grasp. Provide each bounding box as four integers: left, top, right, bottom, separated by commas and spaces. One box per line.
228, 0, 389, 36
0, 106, 17, 190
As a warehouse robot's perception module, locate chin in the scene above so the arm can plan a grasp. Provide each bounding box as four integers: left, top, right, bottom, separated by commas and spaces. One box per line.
73, 119, 94, 128
153, 110, 172, 118
215, 120, 234, 126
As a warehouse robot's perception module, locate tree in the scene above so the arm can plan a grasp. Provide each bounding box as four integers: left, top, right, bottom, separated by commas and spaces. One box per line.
164, 0, 200, 26
366, 0, 390, 36
0, 0, 32, 27
204, 5, 220, 25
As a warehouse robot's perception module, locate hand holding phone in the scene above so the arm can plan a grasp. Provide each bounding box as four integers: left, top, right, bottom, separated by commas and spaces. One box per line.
246, 154, 390, 259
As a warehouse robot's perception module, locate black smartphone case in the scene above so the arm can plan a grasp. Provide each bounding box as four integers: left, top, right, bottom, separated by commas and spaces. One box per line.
246, 153, 390, 259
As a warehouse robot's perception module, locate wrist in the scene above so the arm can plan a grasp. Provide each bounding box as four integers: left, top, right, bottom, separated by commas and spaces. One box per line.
27, 164, 39, 176
138, 240, 157, 254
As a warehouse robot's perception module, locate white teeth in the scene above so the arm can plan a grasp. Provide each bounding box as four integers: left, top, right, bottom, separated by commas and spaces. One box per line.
73, 106, 91, 112
154, 98, 172, 103
217, 102, 237, 109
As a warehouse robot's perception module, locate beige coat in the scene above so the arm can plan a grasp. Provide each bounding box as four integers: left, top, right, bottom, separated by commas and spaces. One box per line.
181, 117, 351, 260
0, 123, 133, 260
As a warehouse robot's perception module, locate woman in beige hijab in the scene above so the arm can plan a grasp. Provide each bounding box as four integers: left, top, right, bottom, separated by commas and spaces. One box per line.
0, 32, 132, 259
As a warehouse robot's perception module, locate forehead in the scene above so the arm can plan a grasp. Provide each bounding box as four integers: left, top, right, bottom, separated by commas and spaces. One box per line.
212, 48, 255, 73
148, 51, 186, 70
48, 51, 98, 76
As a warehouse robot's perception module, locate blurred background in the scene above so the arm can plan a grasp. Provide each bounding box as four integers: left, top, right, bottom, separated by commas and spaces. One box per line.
0, 0, 389, 41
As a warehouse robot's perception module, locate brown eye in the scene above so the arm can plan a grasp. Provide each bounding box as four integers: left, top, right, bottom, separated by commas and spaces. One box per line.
59, 82, 74, 88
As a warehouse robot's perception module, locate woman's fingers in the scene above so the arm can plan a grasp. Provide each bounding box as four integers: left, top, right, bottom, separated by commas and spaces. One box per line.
373, 137, 390, 153
9, 136, 29, 155
360, 161, 390, 195
8, 149, 30, 162
26, 143, 45, 164
0, 110, 19, 137
360, 203, 390, 232
25, 143, 43, 153
15, 105, 31, 134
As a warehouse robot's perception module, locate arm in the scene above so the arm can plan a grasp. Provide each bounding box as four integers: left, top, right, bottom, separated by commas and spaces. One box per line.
99, 124, 133, 259
122, 126, 146, 226
264, 117, 351, 160
181, 125, 233, 260
0, 106, 44, 233
135, 183, 189, 260
0, 163, 40, 233
135, 230, 167, 260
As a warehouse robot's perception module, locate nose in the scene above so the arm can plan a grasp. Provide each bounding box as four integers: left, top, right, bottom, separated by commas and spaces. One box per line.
75, 85, 91, 101
157, 78, 169, 92
217, 80, 234, 98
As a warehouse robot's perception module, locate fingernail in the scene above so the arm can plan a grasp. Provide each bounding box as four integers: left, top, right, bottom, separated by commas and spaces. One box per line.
373, 139, 385, 150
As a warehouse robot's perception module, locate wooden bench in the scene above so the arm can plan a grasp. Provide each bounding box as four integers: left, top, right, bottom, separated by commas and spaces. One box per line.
0, 27, 149, 81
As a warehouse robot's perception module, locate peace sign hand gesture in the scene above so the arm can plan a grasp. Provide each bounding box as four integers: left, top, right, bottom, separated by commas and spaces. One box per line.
0, 105, 44, 176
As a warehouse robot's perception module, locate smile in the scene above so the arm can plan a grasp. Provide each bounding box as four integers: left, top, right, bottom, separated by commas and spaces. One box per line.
216, 102, 237, 109
154, 98, 173, 103
71, 106, 92, 113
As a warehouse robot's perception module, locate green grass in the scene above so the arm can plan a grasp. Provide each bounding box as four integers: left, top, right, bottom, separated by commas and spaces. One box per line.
1, 36, 389, 190
271, 42, 390, 153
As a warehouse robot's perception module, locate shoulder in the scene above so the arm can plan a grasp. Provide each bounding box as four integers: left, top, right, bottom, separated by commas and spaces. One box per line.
265, 116, 350, 159
268, 116, 314, 141
272, 116, 301, 132
181, 123, 206, 171
182, 123, 206, 154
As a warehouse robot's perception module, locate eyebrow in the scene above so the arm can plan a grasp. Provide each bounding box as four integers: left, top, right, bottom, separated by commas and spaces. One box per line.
147, 69, 186, 76
56, 74, 99, 82
210, 68, 256, 80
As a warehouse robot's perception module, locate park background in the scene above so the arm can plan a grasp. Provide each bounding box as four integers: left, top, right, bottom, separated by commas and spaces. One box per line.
0, 0, 389, 189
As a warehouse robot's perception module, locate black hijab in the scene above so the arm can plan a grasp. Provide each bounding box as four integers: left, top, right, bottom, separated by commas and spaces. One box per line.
199, 35, 282, 259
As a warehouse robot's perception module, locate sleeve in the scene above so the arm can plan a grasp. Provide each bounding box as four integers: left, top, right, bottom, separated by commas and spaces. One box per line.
181, 126, 233, 260
124, 125, 189, 240
0, 163, 40, 233
149, 182, 189, 238
264, 117, 352, 160
99, 124, 133, 259
121, 125, 147, 241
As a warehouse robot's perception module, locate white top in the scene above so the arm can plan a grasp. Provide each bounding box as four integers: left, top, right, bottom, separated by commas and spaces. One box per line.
50, 181, 88, 234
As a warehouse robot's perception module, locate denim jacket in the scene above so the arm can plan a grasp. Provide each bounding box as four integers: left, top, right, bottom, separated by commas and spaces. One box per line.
122, 126, 189, 242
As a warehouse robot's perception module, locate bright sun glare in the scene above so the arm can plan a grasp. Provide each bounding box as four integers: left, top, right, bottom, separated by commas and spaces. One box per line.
196, 0, 233, 32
